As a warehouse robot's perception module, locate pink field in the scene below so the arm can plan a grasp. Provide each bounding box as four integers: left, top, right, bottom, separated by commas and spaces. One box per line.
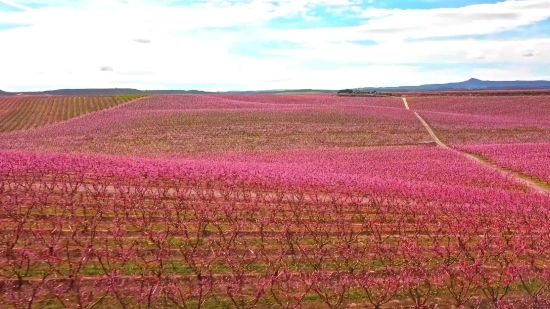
408, 95, 550, 120
2, 147, 550, 307
1, 93, 550, 308
459, 143, 550, 185
407, 96, 550, 144
417, 110, 550, 144
123, 94, 405, 110
0, 95, 431, 156
209, 93, 406, 108
195, 147, 532, 197
0, 146, 533, 199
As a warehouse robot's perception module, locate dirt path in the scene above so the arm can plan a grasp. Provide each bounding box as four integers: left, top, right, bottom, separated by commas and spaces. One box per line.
402, 97, 410, 110
414, 112, 449, 149
402, 98, 550, 195
461, 151, 550, 194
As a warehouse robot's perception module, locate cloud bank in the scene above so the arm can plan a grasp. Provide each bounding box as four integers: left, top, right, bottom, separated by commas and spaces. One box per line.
0, 0, 549, 91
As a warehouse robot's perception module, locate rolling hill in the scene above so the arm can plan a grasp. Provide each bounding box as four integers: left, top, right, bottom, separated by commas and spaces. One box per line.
360, 78, 550, 92
2, 78, 550, 95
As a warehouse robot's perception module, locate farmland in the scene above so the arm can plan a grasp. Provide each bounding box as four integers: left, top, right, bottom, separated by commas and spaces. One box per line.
407, 96, 550, 145
459, 143, 550, 186
0, 95, 431, 157
0, 95, 147, 133
0, 93, 549, 308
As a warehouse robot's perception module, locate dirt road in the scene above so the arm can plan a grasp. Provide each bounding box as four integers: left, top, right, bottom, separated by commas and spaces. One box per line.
401, 97, 550, 195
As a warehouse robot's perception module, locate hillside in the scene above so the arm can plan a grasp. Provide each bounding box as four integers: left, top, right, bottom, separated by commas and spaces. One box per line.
361, 78, 550, 92
2, 78, 550, 96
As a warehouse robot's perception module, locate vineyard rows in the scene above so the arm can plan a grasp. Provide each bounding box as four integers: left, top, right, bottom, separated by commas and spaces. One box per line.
0, 95, 146, 133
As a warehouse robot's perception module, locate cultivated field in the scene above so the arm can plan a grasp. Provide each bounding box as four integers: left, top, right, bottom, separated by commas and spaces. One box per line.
459, 143, 550, 186
0, 95, 146, 132
0, 93, 549, 308
407, 96, 550, 145
0, 95, 431, 156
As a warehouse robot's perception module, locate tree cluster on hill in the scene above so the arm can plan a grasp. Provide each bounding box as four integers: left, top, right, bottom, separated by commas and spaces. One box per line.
337, 89, 394, 96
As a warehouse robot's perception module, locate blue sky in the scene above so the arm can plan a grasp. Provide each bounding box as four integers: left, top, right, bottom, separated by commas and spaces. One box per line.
0, 0, 549, 91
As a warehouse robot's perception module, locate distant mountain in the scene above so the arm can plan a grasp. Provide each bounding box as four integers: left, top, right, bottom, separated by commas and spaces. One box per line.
2, 78, 550, 96
360, 78, 550, 92
0, 87, 331, 96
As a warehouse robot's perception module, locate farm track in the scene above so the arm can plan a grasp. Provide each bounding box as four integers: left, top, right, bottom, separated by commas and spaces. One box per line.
403, 97, 550, 195
413, 113, 449, 149
401, 97, 410, 110
459, 152, 550, 193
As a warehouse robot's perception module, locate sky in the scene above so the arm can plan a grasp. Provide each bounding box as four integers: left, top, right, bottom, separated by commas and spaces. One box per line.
0, 0, 549, 91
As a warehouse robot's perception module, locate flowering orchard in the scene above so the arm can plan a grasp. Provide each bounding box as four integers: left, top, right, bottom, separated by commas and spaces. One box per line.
0, 95, 146, 133
0, 95, 431, 157
459, 143, 550, 186
1, 93, 550, 308
407, 96, 550, 120
1, 148, 550, 308
207, 94, 406, 108
406, 96, 550, 145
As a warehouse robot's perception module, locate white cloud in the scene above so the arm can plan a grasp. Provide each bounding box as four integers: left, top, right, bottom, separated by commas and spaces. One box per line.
0, 0, 549, 91
0, 0, 33, 11
267, 38, 550, 64
264, 0, 550, 43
